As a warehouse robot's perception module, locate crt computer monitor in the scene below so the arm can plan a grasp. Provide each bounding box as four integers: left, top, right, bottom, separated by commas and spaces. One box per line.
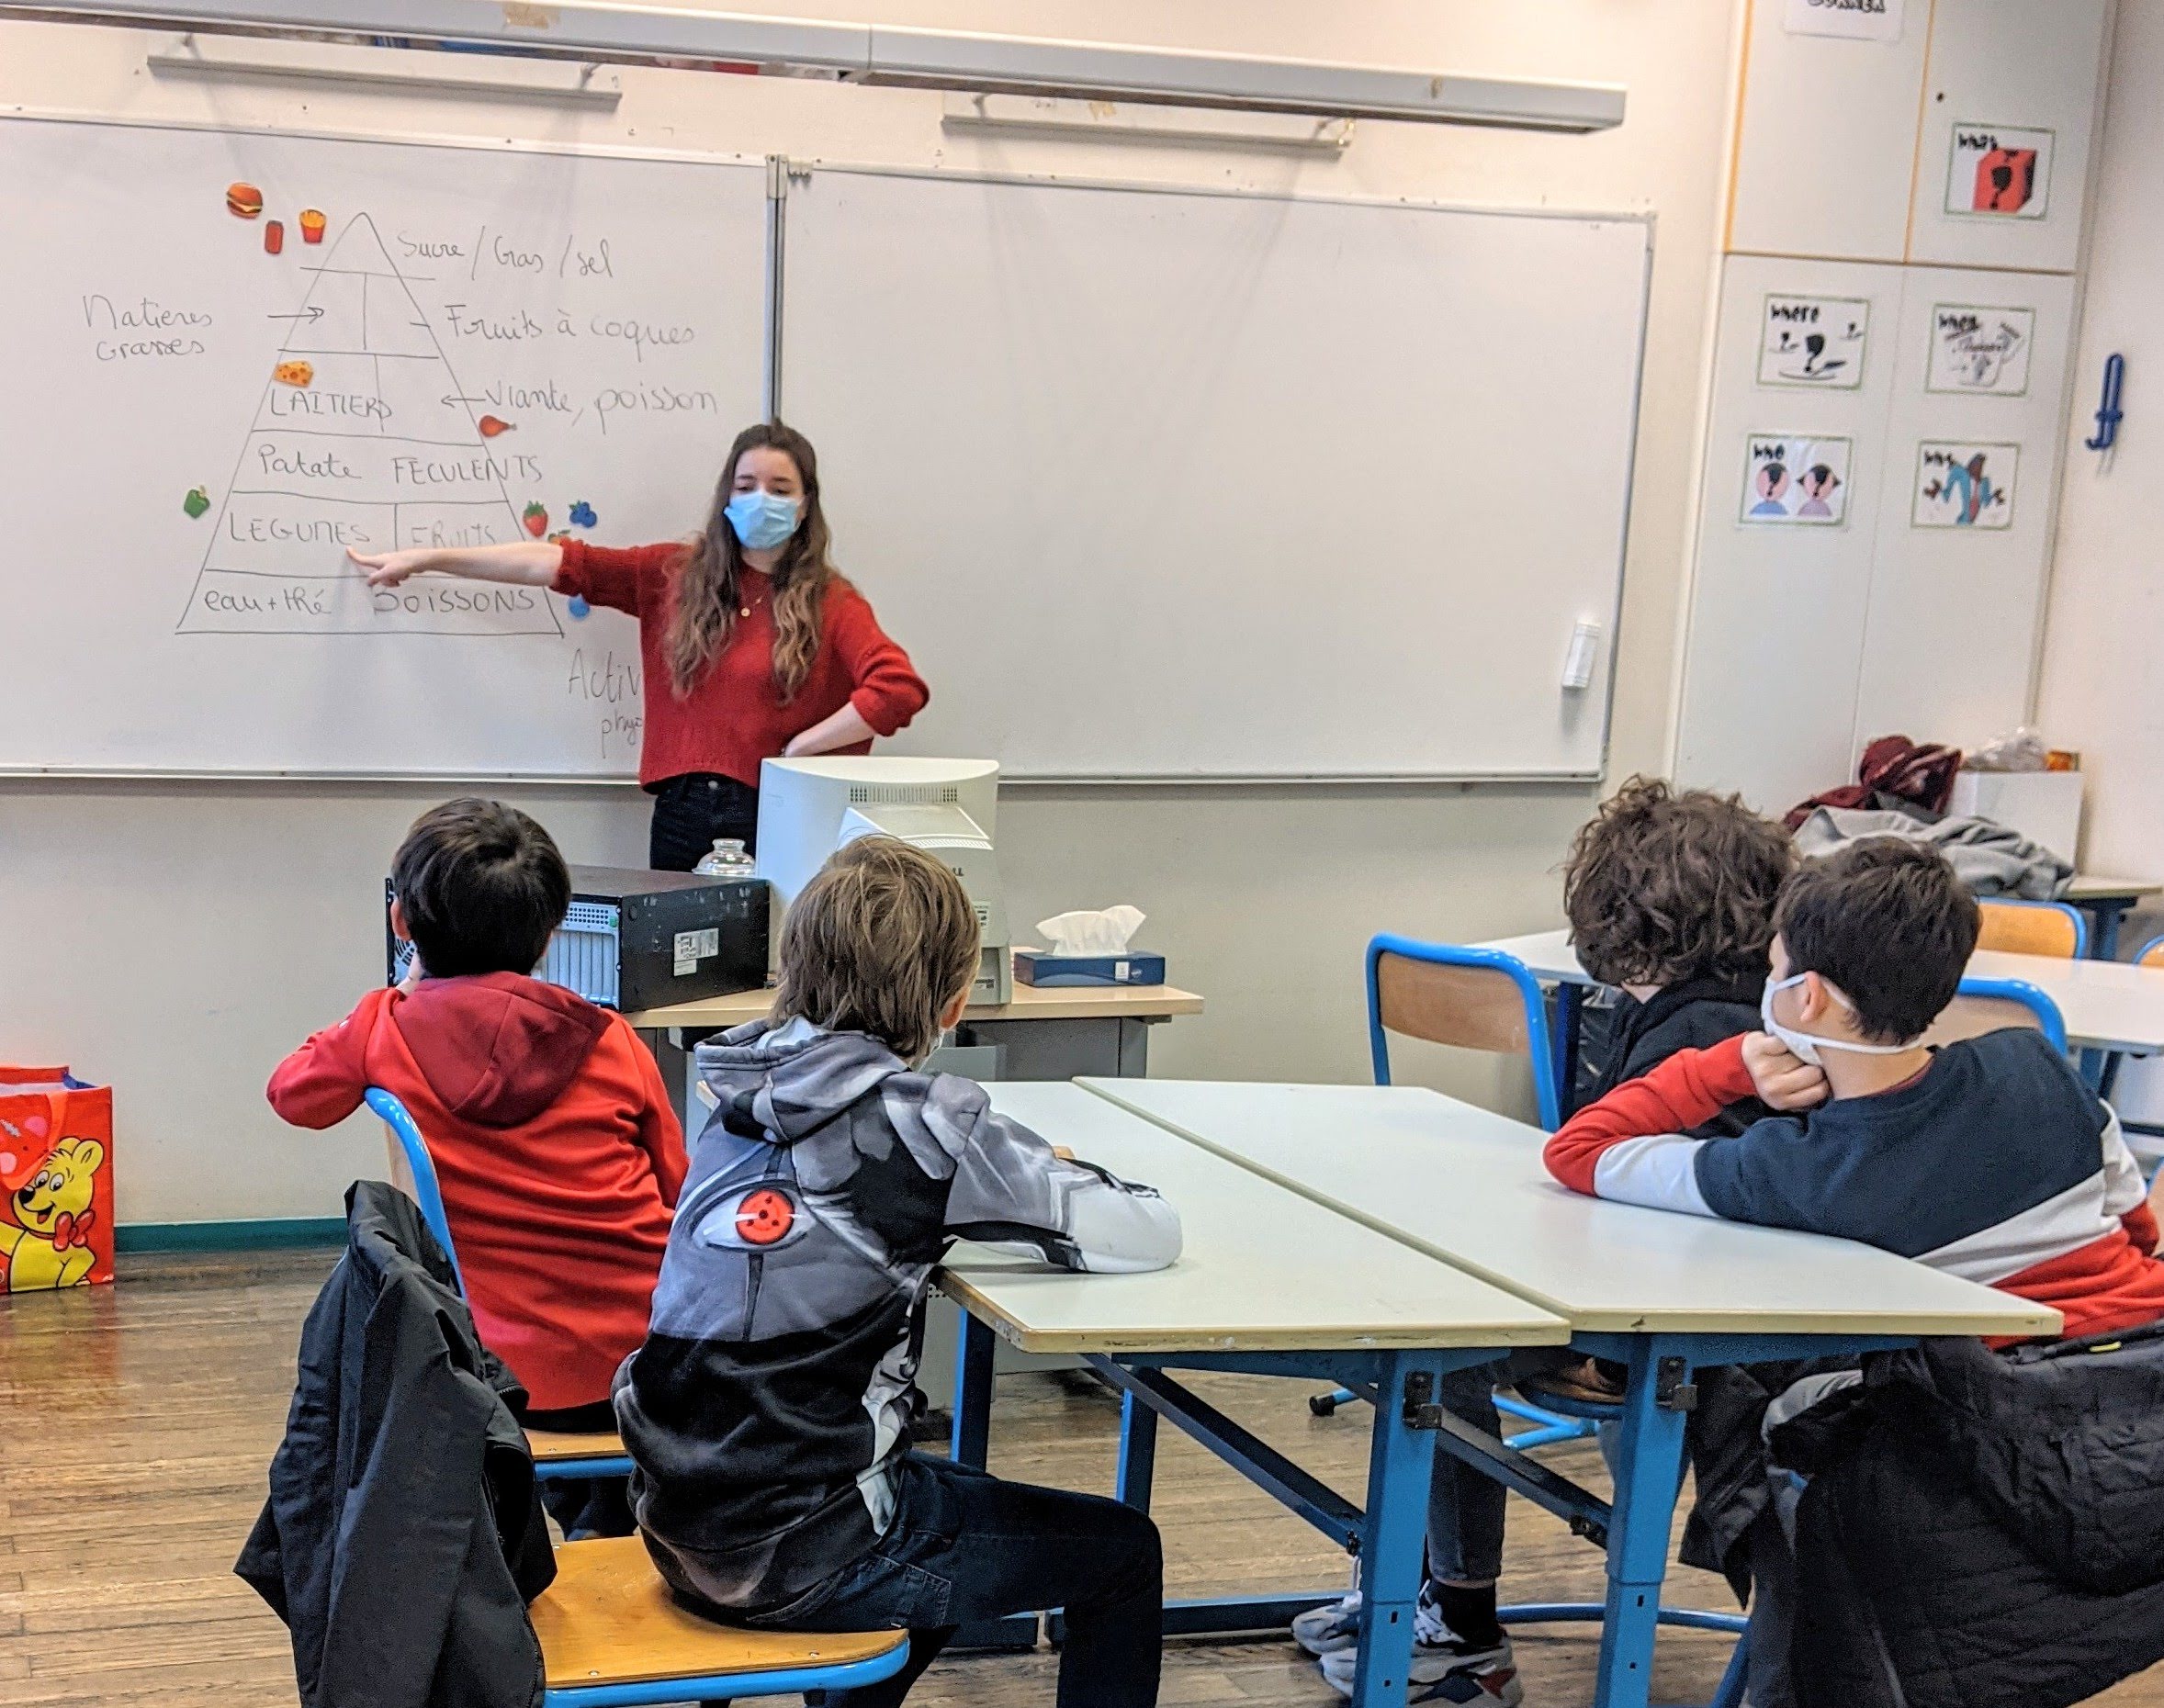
755, 756, 1010, 1003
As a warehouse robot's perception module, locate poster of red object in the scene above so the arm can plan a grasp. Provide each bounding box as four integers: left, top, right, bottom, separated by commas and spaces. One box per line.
1945, 123, 2054, 219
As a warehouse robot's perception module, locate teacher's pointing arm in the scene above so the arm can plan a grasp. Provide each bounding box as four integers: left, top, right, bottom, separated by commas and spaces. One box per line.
347, 541, 561, 590
783, 587, 930, 760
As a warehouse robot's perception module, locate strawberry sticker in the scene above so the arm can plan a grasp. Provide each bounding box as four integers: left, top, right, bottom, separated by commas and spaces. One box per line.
523, 502, 548, 538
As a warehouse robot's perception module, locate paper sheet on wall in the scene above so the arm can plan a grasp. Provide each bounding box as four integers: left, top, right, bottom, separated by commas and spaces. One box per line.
1926, 304, 2035, 395
1758, 293, 1869, 389
1913, 442, 2019, 530
1786, 0, 1904, 40
1944, 122, 2055, 219
1740, 433, 1853, 527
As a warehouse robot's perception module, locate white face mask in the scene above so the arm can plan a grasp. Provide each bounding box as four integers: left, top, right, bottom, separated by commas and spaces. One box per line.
1760, 972, 1913, 1067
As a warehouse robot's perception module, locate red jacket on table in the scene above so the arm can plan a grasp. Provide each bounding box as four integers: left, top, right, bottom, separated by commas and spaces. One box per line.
554, 540, 930, 789
1543, 1029, 2164, 1342
267, 972, 687, 1410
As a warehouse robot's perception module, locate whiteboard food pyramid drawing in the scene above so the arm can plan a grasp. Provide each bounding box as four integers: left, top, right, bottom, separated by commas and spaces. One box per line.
176, 212, 561, 636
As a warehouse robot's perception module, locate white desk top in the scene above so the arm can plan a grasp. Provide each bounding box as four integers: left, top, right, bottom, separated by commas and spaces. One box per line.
1474, 928, 2164, 1055
2065, 875, 2161, 903
1085, 1078, 2059, 1340
934, 1083, 1569, 1356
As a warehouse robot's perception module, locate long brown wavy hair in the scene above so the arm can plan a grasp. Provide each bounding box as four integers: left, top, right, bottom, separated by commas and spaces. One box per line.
666, 421, 838, 701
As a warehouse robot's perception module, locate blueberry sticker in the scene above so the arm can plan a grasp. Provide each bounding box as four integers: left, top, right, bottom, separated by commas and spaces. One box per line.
568, 595, 591, 620
569, 500, 597, 529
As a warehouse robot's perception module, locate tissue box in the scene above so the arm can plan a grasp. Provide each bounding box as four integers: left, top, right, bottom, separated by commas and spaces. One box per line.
1948, 770, 2083, 865
1014, 950, 1167, 989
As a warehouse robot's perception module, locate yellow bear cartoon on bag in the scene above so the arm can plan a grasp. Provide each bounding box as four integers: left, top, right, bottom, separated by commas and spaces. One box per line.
0, 1139, 105, 1291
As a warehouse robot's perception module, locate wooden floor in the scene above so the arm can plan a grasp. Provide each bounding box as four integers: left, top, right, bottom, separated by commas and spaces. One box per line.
2, 1253, 2159, 1708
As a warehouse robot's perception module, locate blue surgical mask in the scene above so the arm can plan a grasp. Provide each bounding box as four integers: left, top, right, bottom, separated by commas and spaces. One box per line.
1759, 972, 1911, 1067
724, 489, 801, 550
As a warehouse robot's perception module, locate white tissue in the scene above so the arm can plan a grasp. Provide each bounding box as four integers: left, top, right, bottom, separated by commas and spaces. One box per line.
1036, 906, 1145, 957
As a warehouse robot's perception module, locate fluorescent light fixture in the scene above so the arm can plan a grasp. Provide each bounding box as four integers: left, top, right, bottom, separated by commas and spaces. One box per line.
941, 93, 1354, 153
26, 0, 1628, 132
877, 28, 1623, 131
148, 31, 625, 103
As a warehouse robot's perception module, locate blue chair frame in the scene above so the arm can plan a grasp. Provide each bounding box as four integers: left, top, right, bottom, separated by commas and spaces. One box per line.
1950, 975, 2068, 1052
1977, 897, 2090, 959
1367, 934, 1564, 1130
541, 1646, 909, 1707
1326, 938, 1589, 1446
366, 1087, 634, 1483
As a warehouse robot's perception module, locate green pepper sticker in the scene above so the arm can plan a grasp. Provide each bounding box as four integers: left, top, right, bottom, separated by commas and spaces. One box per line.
183, 486, 210, 520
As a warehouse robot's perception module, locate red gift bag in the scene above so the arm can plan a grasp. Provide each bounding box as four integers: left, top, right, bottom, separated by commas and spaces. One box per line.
0, 1066, 115, 1292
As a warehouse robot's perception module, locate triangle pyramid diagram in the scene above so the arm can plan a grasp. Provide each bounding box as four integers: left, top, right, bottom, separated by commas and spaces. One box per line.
177, 213, 562, 637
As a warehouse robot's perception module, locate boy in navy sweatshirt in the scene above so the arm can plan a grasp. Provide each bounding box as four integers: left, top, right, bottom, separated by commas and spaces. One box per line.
618, 837, 1182, 1707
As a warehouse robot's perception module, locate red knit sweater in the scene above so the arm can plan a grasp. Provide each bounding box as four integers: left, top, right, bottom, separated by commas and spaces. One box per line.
267, 974, 686, 1410
554, 540, 930, 788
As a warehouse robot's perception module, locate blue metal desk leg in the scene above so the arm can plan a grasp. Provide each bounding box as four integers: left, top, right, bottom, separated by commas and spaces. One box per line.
1117, 1388, 1158, 1510
1347, 1351, 1446, 1708
1594, 1337, 1692, 1708
1552, 983, 1585, 1119
951, 1311, 996, 1469
2089, 899, 2129, 961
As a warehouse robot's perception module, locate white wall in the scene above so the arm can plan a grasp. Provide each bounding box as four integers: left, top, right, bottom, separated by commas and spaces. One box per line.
2038, 3, 2164, 905
0, 2, 1741, 1223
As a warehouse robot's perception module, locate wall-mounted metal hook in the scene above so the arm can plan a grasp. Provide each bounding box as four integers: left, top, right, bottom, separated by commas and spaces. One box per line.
2085, 352, 2125, 453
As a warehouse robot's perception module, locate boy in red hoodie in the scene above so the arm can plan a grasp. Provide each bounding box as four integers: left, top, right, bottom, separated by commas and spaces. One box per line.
268, 798, 686, 1534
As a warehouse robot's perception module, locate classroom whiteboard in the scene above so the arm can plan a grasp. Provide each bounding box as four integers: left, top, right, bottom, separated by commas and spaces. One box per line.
0, 118, 767, 777
776, 166, 1651, 781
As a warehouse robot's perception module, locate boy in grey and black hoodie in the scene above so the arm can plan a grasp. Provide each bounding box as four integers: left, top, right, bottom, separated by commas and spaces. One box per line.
618, 837, 1180, 1707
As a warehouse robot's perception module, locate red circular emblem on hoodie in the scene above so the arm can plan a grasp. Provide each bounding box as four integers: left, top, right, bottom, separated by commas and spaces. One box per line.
735, 1187, 795, 1247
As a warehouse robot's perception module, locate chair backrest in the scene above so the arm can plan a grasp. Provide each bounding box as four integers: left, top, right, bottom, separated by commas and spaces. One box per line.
1976, 898, 2087, 959
1366, 934, 1561, 1129
1921, 976, 2068, 1053
365, 1087, 468, 1295
2138, 934, 2164, 971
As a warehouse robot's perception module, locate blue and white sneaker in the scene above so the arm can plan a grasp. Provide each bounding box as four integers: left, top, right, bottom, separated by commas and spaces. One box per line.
1318, 1629, 1522, 1705
1291, 1587, 1364, 1657
1316, 1586, 1521, 1705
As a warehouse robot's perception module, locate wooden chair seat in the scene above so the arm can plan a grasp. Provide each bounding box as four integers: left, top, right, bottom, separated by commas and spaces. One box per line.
532, 1535, 906, 1692
527, 1428, 630, 1465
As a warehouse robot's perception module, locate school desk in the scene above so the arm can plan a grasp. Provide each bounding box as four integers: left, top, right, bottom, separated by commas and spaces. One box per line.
2064, 875, 2163, 961
1079, 1076, 2056, 1708
941, 1080, 1569, 1708
626, 977, 1205, 1125
1476, 927, 2164, 1084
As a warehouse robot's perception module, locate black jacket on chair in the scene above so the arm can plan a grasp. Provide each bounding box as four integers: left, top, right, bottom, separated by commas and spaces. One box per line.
236, 1181, 557, 1708
1773, 1328, 2164, 1708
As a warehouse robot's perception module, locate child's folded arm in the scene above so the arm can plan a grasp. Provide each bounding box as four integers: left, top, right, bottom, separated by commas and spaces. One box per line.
2098, 1105, 2160, 1251
944, 1107, 1183, 1275
265, 994, 382, 1129
1542, 1036, 1758, 1213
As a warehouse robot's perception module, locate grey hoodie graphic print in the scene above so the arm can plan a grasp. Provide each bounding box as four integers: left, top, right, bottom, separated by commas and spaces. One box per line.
615, 1017, 1181, 1613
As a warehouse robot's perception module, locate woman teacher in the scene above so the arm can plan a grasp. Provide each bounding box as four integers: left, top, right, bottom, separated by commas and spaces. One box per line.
350, 422, 930, 870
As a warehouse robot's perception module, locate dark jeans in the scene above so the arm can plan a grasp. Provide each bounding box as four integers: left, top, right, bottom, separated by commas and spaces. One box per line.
648, 772, 761, 871
740, 1453, 1163, 1706
519, 1398, 636, 1542
1428, 1346, 1609, 1583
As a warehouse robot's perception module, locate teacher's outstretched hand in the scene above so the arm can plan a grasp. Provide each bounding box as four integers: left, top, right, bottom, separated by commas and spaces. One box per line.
346, 421, 929, 871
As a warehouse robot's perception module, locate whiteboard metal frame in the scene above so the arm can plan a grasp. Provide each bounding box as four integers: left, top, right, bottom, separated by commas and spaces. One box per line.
0, 107, 767, 783
770, 159, 1655, 785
